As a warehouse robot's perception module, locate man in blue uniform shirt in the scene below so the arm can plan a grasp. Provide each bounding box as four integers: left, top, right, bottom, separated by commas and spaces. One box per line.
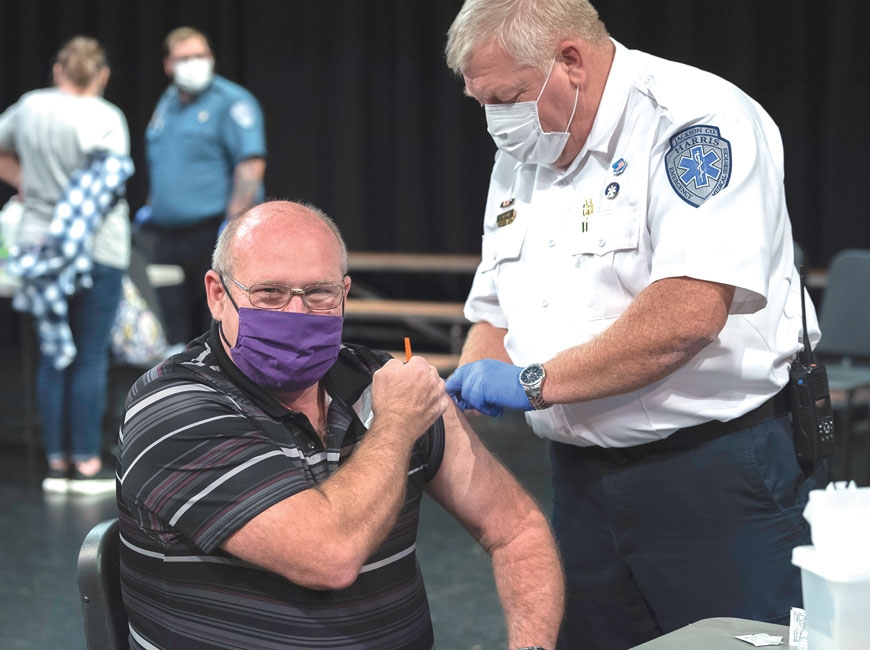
139, 26, 266, 344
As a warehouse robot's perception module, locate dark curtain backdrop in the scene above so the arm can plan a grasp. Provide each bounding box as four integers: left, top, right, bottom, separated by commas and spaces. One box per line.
1, 0, 867, 267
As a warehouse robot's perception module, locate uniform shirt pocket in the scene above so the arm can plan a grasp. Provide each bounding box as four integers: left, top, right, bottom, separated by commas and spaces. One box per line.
479, 224, 527, 273
570, 208, 646, 319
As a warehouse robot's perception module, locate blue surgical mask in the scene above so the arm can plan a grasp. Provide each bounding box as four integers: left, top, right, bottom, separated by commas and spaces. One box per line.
484, 59, 578, 165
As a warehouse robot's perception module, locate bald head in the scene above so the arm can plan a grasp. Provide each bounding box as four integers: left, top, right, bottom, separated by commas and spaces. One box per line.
212, 201, 348, 279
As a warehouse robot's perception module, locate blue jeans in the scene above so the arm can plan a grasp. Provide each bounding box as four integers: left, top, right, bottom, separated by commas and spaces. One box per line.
37, 263, 123, 464
551, 416, 827, 650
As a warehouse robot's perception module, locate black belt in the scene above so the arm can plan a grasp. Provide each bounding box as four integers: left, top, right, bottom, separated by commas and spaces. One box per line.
585, 387, 791, 466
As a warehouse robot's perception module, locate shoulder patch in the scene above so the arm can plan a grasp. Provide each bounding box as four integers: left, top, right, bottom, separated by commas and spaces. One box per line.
665, 125, 731, 208
229, 100, 257, 129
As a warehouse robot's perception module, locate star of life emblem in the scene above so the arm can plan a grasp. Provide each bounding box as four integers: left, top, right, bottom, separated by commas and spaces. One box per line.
665, 125, 731, 208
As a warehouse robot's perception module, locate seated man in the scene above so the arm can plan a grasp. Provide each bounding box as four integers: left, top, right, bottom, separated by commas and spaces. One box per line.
117, 200, 564, 650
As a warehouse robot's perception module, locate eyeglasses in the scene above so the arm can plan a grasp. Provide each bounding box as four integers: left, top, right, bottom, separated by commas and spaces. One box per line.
224, 275, 346, 311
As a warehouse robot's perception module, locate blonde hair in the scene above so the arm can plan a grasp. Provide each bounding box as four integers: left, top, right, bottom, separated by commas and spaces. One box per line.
55, 36, 107, 89
163, 27, 212, 57
446, 0, 609, 74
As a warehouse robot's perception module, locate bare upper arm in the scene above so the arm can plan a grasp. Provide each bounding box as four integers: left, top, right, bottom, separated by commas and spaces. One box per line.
234, 156, 266, 179
425, 403, 543, 552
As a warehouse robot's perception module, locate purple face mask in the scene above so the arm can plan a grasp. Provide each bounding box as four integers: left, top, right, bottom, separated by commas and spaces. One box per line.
227, 307, 343, 394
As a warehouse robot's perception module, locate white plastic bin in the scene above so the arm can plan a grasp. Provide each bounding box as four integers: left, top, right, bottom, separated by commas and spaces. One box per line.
792, 545, 870, 650
804, 485, 870, 555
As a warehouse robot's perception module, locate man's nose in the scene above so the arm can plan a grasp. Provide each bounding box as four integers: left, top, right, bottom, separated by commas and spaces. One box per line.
285, 293, 308, 312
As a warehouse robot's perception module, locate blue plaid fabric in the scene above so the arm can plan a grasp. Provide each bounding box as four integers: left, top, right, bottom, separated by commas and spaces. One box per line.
7, 151, 134, 370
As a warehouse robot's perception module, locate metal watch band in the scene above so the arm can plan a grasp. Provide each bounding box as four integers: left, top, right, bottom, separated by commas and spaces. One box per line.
519, 363, 552, 410
528, 392, 551, 410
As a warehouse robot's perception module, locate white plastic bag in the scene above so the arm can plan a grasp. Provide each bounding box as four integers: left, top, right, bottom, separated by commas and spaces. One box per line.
111, 275, 170, 367
0, 195, 23, 253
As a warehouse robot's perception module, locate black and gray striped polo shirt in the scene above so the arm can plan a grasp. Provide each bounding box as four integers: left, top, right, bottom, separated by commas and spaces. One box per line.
117, 324, 444, 649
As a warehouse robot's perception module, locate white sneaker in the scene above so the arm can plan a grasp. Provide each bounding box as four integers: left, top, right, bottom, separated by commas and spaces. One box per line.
68, 467, 117, 496
42, 467, 71, 493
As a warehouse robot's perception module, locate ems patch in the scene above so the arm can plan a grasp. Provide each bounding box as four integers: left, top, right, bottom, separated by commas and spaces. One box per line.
665, 125, 731, 208
230, 101, 257, 129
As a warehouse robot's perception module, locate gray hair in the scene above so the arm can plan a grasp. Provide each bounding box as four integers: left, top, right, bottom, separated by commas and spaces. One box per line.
445, 0, 609, 74
212, 201, 348, 278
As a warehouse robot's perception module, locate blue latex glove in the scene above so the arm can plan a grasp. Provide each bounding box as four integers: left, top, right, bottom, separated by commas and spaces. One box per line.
134, 205, 152, 226
444, 359, 532, 417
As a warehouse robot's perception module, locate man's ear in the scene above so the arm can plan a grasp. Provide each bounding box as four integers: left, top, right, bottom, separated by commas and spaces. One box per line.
204, 270, 227, 321
557, 40, 585, 87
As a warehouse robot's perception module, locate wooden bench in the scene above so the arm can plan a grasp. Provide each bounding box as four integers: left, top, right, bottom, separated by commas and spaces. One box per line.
344, 297, 468, 373
347, 252, 480, 274
344, 298, 466, 323
343, 253, 479, 373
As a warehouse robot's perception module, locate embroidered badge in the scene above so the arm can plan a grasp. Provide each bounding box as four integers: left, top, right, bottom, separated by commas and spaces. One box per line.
497, 209, 516, 228
230, 101, 256, 129
665, 125, 731, 208
605, 182, 619, 199
611, 158, 627, 175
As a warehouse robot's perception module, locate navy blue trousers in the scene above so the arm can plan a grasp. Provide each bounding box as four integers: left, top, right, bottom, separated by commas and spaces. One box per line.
135, 214, 222, 345
550, 415, 827, 650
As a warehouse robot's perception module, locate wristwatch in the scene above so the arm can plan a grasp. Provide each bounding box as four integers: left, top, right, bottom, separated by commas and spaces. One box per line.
519, 363, 551, 410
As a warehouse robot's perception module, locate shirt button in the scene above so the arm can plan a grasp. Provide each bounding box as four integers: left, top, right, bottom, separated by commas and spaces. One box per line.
491, 251, 498, 260
598, 239, 606, 247
307, 441, 316, 450
541, 299, 549, 307
548, 239, 556, 247
557, 179, 569, 187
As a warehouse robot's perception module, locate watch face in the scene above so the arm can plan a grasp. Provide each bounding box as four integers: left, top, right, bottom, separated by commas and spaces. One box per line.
520, 364, 544, 385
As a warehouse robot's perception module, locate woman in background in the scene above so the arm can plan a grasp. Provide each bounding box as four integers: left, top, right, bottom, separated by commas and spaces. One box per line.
0, 37, 132, 494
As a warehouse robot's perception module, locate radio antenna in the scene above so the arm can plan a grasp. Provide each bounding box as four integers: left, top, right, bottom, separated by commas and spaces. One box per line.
798, 265, 813, 365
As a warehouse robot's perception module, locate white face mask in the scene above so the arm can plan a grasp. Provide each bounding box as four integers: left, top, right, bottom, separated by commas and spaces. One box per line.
484, 59, 578, 165
173, 57, 214, 95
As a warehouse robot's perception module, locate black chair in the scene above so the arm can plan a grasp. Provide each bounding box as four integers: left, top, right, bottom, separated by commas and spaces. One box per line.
814, 249, 870, 481
77, 518, 128, 650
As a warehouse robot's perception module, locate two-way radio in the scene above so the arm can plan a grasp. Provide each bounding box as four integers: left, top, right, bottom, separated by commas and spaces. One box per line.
789, 265, 836, 462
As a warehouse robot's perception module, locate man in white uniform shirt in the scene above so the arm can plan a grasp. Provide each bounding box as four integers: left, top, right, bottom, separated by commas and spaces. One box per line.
443, 1, 827, 649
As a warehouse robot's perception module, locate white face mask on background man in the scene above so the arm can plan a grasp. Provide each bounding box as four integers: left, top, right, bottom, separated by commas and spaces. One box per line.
484, 59, 578, 165
173, 57, 214, 95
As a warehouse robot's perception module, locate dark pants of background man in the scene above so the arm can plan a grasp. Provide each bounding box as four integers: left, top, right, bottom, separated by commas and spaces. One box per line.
550, 415, 827, 650
134, 214, 223, 345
